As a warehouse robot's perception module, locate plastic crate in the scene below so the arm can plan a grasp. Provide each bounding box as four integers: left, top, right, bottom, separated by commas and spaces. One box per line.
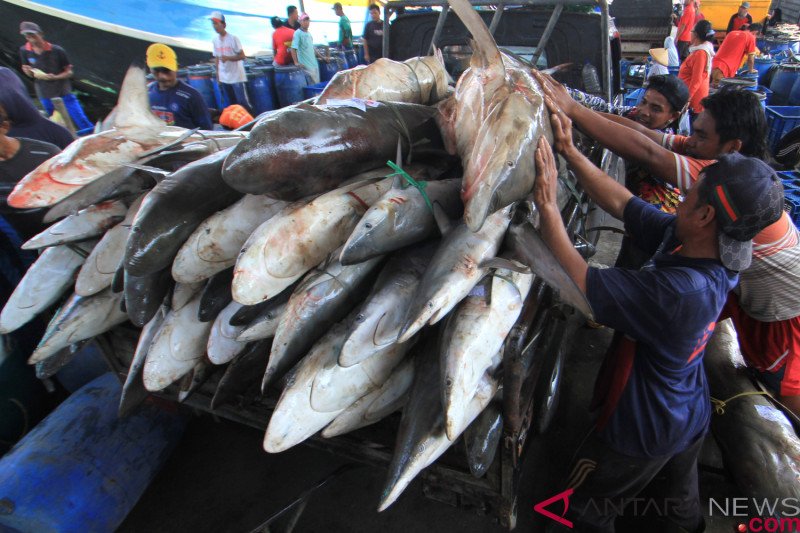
624, 88, 645, 107
766, 106, 800, 152
784, 188, 800, 227
779, 170, 800, 192
302, 81, 328, 100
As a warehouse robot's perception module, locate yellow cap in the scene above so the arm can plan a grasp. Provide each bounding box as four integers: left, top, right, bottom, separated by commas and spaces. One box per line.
146, 43, 178, 71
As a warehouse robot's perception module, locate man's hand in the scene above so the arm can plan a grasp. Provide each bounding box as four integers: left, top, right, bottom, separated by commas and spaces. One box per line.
533, 136, 559, 214
21, 65, 33, 77
548, 107, 578, 157
532, 70, 578, 117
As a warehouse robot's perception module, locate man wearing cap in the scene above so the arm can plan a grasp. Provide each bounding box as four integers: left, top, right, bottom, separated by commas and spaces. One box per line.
291, 13, 325, 85
210, 11, 251, 112
711, 23, 761, 87
534, 105, 783, 533
727, 2, 753, 33
271, 16, 295, 67
17, 21, 93, 133
648, 48, 670, 77
536, 74, 800, 418
146, 43, 212, 131
332, 3, 353, 49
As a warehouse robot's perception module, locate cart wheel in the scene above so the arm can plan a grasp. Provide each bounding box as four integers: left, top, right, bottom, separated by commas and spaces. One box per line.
533, 343, 566, 435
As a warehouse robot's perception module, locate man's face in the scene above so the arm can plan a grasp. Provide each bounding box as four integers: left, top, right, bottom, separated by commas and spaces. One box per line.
212, 19, 225, 35
738, 6, 748, 17
370, 8, 381, 21
684, 111, 725, 159
635, 89, 680, 130
152, 67, 178, 90
23, 32, 45, 47
335, 6, 344, 16
288, 9, 297, 21
301, 18, 311, 30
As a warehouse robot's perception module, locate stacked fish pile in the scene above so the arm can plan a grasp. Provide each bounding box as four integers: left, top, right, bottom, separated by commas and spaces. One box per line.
1, 0, 585, 510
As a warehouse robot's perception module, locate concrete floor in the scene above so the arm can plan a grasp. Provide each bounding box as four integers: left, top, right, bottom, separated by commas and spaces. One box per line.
118, 223, 742, 533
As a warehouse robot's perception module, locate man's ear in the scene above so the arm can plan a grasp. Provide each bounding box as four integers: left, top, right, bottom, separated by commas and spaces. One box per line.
698, 203, 716, 228
722, 138, 743, 154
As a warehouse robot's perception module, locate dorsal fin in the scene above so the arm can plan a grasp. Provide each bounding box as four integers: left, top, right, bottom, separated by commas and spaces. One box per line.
447, 0, 503, 73
432, 201, 453, 235
112, 66, 168, 132
395, 137, 403, 170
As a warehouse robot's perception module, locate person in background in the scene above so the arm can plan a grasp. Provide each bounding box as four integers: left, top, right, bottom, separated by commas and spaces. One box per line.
291, 13, 326, 85
286, 5, 301, 31
0, 104, 59, 240
679, 19, 715, 115
362, 4, 384, 64
271, 16, 295, 66
727, 1, 753, 33
333, 2, 353, 49
711, 23, 761, 87
17, 21, 93, 133
146, 43, 212, 131
764, 8, 782, 29
694, 0, 705, 24
675, 0, 696, 60
531, 96, 783, 532
664, 36, 680, 70
648, 48, 669, 77
0, 67, 73, 149
210, 11, 252, 113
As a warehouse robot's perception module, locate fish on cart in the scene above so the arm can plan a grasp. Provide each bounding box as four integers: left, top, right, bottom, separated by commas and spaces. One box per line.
22, 199, 127, 250
221, 102, 442, 200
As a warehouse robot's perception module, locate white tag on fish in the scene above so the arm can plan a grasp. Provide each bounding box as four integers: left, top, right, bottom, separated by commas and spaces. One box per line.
321, 98, 379, 112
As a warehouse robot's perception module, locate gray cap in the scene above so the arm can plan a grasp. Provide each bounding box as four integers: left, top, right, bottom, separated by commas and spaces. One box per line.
19, 21, 42, 35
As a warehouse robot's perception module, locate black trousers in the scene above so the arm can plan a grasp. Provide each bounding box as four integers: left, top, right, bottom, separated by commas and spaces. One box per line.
545, 431, 705, 533
677, 41, 691, 62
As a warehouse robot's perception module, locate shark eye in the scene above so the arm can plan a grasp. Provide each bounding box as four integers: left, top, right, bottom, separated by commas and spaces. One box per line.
364, 222, 373, 229
506, 160, 514, 167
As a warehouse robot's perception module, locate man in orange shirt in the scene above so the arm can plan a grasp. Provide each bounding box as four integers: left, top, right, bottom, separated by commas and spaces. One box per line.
676, 0, 696, 60
711, 23, 761, 87
270, 16, 295, 66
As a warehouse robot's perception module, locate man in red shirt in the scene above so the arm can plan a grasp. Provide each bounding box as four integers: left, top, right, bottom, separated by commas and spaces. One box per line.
676, 0, 696, 60
727, 1, 753, 33
270, 16, 295, 66
711, 23, 761, 86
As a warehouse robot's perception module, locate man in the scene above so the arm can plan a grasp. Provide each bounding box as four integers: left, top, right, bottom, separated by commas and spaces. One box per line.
711, 23, 761, 87
333, 2, 353, 49
675, 0, 696, 61
533, 105, 783, 532
536, 72, 800, 417
0, 67, 73, 149
210, 11, 251, 112
286, 5, 301, 31
271, 16, 295, 67
0, 104, 59, 240
17, 21, 92, 133
146, 43, 212, 130
362, 4, 383, 63
291, 13, 325, 85
727, 1, 753, 33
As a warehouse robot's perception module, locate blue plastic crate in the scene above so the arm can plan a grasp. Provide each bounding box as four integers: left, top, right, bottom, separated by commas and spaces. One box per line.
766, 106, 800, 153
779, 170, 800, 192
624, 88, 645, 107
302, 81, 329, 100
784, 188, 800, 227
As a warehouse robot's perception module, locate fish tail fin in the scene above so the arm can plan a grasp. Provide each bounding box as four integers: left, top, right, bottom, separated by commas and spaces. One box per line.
447, 0, 502, 71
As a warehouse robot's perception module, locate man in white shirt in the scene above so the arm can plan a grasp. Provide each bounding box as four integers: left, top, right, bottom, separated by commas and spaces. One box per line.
210, 11, 252, 112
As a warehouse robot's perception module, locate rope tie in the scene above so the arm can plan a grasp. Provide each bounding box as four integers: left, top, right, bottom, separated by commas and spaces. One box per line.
710, 391, 772, 415
385, 160, 433, 213
401, 60, 425, 102
385, 103, 414, 163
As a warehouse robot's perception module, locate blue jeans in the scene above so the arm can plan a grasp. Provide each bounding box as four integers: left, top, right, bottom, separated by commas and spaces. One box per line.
219, 82, 252, 113
40, 93, 93, 132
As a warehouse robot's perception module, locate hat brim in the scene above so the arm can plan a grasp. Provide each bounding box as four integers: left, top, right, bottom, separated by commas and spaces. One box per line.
718, 232, 752, 271
649, 48, 669, 67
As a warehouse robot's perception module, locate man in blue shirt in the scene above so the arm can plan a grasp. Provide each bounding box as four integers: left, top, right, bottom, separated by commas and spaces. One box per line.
533, 106, 783, 531
145, 43, 212, 131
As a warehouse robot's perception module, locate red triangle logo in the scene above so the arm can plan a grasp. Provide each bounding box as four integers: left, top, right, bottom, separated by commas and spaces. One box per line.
533, 488, 574, 528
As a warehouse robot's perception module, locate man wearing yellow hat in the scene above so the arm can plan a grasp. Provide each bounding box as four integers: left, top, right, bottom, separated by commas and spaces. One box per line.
648, 48, 670, 77
146, 43, 212, 130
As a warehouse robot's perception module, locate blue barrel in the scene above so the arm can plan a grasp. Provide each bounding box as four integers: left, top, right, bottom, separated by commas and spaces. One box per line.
187, 65, 217, 109
343, 48, 358, 69
247, 65, 277, 115
754, 57, 777, 86
274, 65, 306, 107
320, 54, 345, 82
0, 373, 187, 533
770, 63, 800, 105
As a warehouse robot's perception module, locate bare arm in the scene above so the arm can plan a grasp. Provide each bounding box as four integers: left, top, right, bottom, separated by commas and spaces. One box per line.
533, 71, 680, 187
746, 53, 756, 72
291, 48, 299, 66
600, 112, 666, 144
533, 136, 589, 294
549, 110, 633, 221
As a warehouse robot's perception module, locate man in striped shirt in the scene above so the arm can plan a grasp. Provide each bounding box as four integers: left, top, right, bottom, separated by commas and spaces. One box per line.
536, 75, 800, 417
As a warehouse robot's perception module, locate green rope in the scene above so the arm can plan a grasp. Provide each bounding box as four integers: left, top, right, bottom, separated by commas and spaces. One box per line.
385, 160, 434, 212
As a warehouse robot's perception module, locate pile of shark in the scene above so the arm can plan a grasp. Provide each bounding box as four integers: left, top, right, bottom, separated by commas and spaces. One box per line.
0, 0, 589, 510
